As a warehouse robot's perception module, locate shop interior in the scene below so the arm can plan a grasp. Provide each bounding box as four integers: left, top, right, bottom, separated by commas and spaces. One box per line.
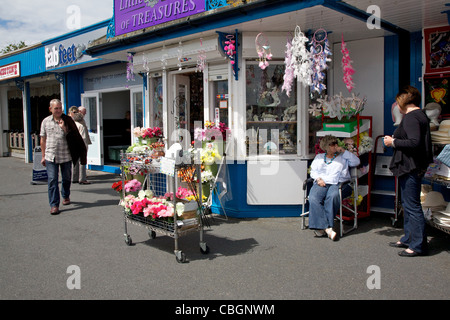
103, 90, 131, 164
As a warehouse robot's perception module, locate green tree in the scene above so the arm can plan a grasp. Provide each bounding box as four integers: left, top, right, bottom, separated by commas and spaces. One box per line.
1, 41, 27, 54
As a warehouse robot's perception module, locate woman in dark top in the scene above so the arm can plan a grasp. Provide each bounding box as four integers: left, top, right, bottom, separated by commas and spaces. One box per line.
384, 86, 433, 257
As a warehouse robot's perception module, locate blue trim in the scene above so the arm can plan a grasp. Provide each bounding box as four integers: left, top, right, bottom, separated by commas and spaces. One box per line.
88, 164, 121, 174
41, 20, 110, 45
25, 82, 33, 162
46, 58, 104, 72
384, 35, 399, 137
323, 0, 409, 36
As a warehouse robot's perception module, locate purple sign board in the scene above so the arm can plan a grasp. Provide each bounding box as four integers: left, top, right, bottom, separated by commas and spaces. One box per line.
114, 0, 206, 36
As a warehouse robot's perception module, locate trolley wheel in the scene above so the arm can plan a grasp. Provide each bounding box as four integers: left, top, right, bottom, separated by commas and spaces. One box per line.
175, 251, 186, 263
200, 244, 210, 254
125, 234, 132, 246
149, 230, 156, 239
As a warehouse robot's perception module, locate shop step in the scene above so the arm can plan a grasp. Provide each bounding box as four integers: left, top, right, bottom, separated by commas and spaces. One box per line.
371, 206, 395, 214
371, 189, 395, 196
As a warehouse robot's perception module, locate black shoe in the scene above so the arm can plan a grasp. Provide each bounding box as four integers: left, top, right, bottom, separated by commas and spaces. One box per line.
398, 250, 421, 257
389, 241, 408, 248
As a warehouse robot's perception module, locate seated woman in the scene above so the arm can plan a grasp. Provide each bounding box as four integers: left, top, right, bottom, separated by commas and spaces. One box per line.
309, 135, 360, 240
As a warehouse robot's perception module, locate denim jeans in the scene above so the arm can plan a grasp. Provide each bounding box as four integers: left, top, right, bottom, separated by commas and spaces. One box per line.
46, 160, 72, 208
398, 171, 427, 253
308, 182, 352, 230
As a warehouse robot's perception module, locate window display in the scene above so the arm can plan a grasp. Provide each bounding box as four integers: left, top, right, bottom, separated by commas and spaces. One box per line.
245, 62, 297, 155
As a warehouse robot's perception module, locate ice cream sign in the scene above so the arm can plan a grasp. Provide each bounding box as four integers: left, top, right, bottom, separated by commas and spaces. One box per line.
114, 0, 206, 37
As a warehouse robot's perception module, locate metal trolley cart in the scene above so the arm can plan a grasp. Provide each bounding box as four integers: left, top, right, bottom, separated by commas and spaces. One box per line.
120, 151, 210, 263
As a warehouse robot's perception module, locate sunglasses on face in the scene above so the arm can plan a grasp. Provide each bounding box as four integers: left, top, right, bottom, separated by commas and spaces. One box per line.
328, 141, 338, 146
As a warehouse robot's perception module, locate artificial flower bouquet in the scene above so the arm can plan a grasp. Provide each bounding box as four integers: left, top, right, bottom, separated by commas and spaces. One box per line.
120, 188, 196, 221
309, 92, 366, 120
194, 121, 229, 142
126, 126, 164, 153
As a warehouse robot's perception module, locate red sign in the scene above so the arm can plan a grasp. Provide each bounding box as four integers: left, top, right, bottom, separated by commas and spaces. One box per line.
0, 62, 20, 81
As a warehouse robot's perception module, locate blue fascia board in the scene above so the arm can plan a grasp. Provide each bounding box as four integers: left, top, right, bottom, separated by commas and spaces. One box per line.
88, 0, 324, 57
41, 19, 111, 45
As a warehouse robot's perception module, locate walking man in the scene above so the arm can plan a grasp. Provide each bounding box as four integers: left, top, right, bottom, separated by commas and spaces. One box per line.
40, 99, 86, 215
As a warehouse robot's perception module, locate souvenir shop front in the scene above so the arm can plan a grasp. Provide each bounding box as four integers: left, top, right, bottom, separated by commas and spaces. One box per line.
87, 0, 447, 217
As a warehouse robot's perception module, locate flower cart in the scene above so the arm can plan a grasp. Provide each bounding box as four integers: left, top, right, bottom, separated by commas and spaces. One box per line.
119, 147, 210, 263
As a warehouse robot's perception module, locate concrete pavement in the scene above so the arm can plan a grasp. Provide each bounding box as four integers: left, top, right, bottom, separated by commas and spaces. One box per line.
0, 156, 449, 301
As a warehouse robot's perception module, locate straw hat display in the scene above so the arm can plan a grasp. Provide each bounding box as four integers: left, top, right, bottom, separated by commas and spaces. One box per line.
432, 203, 450, 230
422, 191, 448, 211
431, 120, 450, 144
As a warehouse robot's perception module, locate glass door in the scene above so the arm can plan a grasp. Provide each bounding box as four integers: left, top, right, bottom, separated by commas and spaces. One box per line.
172, 75, 190, 149
130, 87, 143, 144
81, 92, 103, 165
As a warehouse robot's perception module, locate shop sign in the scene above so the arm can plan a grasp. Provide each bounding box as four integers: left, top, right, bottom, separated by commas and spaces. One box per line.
46, 44, 83, 68
0, 62, 20, 81
45, 27, 106, 70
114, 0, 206, 37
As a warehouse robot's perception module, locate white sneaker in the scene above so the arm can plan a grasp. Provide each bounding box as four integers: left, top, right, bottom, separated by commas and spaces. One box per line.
325, 228, 337, 241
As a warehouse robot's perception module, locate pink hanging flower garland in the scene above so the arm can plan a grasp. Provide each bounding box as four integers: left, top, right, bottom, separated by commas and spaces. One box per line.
341, 34, 355, 92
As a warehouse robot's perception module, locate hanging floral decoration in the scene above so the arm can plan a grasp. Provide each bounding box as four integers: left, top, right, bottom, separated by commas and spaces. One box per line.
341, 33, 355, 92
224, 34, 236, 65
310, 28, 332, 94
282, 36, 294, 97
161, 45, 168, 70
142, 53, 150, 72
290, 25, 313, 87
126, 53, 135, 85
196, 38, 207, 72
177, 41, 184, 70
255, 33, 273, 70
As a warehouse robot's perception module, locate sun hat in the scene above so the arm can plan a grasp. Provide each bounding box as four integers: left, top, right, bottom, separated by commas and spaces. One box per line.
438, 202, 450, 216
422, 191, 448, 208
431, 120, 450, 137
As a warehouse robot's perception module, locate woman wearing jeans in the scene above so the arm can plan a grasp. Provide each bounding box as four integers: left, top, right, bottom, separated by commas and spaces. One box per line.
384, 86, 433, 257
309, 135, 360, 240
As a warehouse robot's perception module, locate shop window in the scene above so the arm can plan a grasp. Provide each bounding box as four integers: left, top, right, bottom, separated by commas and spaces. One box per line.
245, 62, 297, 156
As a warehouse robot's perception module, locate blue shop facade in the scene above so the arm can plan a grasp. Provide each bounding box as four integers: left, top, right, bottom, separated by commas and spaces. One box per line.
0, 0, 449, 218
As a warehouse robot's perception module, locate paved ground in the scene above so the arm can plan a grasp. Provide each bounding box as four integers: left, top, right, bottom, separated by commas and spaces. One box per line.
0, 157, 448, 302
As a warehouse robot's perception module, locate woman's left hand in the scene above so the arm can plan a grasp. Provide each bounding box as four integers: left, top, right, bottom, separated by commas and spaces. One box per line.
336, 146, 345, 153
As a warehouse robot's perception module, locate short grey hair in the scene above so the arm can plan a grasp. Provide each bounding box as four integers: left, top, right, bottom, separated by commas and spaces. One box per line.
49, 99, 62, 107
319, 135, 337, 152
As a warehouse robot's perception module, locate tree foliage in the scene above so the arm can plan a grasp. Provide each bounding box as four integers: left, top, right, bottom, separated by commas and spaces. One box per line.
1, 41, 27, 54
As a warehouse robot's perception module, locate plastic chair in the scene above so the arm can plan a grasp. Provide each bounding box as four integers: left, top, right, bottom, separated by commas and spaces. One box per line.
301, 167, 359, 237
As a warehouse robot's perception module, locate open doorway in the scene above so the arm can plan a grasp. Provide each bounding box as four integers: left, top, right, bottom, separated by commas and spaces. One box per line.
102, 90, 131, 164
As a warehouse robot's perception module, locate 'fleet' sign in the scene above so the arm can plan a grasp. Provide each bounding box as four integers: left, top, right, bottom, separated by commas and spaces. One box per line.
114, 0, 206, 37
